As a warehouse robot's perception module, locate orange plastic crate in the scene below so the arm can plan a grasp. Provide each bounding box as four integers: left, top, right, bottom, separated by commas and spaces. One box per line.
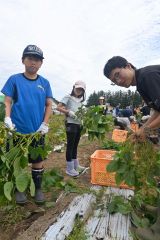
130, 123, 139, 132
90, 150, 132, 189
112, 129, 128, 143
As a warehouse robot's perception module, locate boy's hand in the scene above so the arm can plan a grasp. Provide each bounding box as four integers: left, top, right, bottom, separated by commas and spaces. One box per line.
37, 122, 49, 134
4, 117, 15, 130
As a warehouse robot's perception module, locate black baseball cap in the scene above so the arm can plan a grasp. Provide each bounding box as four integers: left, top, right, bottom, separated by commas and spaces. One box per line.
22, 45, 44, 59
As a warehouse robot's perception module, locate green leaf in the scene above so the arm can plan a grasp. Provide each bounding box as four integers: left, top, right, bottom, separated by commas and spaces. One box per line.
118, 204, 132, 214
107, 160, 119, 172
115, 173, 124, 185
4, 181, 13, 201
117, 164, 128, 174
13, 157, 21, 177
29, 178, 35, 197
5, 146, 20, 161
108, 201, 118, 214
28, 146, 39, 160
20, 156, 28, 168
16, 173, 29, 192
108, 195, 132, 215
1, 156, 6, 163
125, 170, 135, 186
0, 194, 8, 205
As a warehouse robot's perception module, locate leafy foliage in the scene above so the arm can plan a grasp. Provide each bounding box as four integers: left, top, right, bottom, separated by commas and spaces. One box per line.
107, 141, 160, 198
42, 168, 64, 191
42, 168, 87, 195
0, 123, 51, 204
107, 140, 160, 227
76, 105, 113, 141
102, 139, 122, 151
107, 195, 132, 214
66, 217, 88, 240
0, 103, 5, 122
47, 114, 66, 147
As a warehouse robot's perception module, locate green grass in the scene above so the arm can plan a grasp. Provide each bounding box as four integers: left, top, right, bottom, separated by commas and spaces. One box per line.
66, 217, 88, 240
47, 114, 66, 147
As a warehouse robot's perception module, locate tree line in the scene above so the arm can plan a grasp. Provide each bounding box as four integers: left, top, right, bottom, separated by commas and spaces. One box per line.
87, 90, 142, 108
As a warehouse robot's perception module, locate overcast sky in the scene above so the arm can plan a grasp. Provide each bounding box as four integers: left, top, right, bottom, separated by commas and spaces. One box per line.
1, 0, 160, 100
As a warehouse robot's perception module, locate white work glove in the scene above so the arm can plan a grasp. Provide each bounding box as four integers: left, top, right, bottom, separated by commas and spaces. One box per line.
4, 117, 15, 130
37, 122, 49, 135
68, 110, 77, 119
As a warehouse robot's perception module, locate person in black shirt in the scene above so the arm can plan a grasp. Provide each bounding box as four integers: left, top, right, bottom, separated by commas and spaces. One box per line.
103, 56, 160, 140
103, 56, 160, 240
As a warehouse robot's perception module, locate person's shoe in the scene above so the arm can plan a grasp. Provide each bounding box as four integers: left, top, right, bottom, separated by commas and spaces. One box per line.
77, 165, 86, 173
66, 168, 79, 177
35, 189, 45, 204
15, 191, 27, 204
73, 159, 86, 173
66, 161, 79, 177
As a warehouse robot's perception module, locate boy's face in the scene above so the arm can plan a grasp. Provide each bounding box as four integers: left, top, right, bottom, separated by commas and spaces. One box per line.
109, 64, 135, 88
22, 56, 43, 75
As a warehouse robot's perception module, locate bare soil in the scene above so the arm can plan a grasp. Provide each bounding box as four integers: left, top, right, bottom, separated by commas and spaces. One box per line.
0, 136, 100, 240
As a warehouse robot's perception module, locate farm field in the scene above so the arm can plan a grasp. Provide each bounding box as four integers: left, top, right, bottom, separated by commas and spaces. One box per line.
1, 112, 160, 240
0, 134, 100, 240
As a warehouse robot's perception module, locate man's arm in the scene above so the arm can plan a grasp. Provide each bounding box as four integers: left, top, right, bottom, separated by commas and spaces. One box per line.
134, 110, 160, 141
143, 110, 160, 129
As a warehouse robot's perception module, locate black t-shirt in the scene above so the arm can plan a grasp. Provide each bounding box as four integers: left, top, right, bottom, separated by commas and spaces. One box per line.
119, 109, 132, 117
140, 106, 150, 116
136, 65, 160, 112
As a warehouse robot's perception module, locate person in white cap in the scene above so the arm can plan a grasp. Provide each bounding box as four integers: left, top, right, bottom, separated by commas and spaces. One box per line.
98, 96, 108, 115
57, 81, 86, 177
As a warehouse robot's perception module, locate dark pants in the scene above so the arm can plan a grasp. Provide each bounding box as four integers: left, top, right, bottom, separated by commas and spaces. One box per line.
65, 123, 82, 162
6, 135, 45, 163
28, 136, 45, 163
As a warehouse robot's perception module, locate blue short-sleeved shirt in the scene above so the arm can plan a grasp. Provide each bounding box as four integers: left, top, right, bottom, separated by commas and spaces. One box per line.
1, 73, 53, 134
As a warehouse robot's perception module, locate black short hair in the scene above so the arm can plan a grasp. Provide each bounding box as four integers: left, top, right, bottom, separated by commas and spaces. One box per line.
103, 56, 135, 78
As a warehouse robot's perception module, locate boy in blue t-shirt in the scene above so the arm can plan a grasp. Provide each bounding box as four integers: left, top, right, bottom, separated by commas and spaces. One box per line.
1, 45, 53, 204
